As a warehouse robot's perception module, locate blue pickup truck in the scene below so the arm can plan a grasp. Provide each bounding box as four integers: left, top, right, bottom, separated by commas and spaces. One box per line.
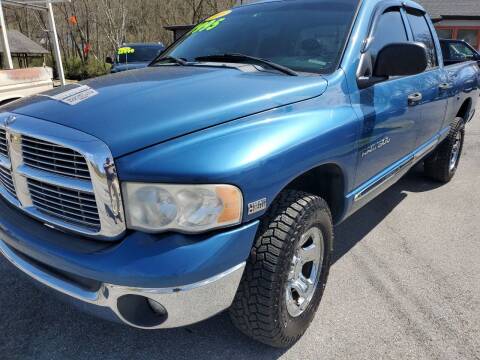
106, 43, 165, 73
0, 0, 479, 348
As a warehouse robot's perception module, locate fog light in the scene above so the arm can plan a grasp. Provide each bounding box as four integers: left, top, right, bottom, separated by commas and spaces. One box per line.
116, 294, 168, 328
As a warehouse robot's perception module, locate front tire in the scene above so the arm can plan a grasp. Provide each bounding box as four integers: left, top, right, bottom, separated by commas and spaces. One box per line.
229, 190, 333, 348
424, 117, 465, 183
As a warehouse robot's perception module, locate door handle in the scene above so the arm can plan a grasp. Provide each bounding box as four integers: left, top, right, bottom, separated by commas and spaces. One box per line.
439, 82, 452, 90
408, 92, 423, 106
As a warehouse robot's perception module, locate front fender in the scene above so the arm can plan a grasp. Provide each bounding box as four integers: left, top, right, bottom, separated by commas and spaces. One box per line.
116, 74, 360, 223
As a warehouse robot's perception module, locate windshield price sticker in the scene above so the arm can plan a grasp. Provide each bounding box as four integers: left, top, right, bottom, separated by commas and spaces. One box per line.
191, 9, 232, 34
206, 10, 232, 21
118, 47, 135, 55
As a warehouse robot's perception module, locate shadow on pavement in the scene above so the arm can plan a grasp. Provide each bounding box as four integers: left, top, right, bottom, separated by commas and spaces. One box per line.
0, 165, 445, 360
333, 163, 443, 264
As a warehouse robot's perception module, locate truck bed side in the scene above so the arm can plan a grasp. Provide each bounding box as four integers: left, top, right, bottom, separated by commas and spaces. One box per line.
442, 61, 480, 128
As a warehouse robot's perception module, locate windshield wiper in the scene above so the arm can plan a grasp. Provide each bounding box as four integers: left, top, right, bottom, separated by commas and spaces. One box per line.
195, 53, 298, 76
150, 56, 188, 66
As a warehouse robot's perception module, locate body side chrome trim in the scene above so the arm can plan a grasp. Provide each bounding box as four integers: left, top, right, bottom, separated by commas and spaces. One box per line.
354, 156, 413, 202
413, 139, 438, 161
0, 239, 245, 329
351, 132, 446, 203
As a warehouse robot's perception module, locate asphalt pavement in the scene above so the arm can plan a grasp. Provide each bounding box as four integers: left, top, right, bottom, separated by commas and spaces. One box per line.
1, 108, 479, 360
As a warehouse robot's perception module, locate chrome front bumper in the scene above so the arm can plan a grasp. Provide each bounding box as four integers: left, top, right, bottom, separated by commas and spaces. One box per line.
0, 240, 245, 329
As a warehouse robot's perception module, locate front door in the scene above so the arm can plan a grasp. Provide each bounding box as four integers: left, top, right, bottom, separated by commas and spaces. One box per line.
353, 7, 418, 188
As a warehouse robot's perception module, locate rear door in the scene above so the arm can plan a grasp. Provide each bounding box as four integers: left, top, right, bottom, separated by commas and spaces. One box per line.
404, 9, 449, 148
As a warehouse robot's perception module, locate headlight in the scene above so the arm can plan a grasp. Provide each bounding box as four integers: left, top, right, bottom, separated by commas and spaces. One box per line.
123, 183, 243, 233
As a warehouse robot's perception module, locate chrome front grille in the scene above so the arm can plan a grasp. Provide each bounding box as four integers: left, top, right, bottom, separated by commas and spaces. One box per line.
28, 178, 101, 230
22, 135, 90, 180
0, 166, 16, 199
0, 128, 8, 157
0, 114, 125, 240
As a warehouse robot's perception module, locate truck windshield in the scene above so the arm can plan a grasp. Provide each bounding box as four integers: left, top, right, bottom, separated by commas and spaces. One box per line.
117, 46, 163, 63
161, 0, 359, 75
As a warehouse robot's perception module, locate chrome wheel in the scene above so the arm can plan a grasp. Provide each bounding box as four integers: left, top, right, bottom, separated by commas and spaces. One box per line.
449, 131, 462, 171
285, 227, 324, 317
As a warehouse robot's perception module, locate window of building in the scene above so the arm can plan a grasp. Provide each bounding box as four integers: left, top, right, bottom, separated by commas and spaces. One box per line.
435, 27, 480, 50
457, 29, 479, 48
436, 28, 454, 39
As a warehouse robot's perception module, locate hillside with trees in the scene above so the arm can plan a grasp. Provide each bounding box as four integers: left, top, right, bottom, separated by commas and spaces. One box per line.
3, 0, 236, 78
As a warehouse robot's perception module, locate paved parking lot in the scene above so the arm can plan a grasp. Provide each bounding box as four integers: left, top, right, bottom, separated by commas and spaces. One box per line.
1, 107, 479, 360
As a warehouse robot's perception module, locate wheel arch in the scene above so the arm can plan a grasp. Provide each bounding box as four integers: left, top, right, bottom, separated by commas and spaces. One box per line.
283, 163, 347, 224
456, 98, 473, 122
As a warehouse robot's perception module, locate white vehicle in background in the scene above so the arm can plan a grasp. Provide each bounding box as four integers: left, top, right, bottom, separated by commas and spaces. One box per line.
0, 0, 67, 106
0, 66, 53, 105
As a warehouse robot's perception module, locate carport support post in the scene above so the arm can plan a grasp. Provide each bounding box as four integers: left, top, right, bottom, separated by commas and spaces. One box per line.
0, 0, 14, 70
46, 1, 66, 86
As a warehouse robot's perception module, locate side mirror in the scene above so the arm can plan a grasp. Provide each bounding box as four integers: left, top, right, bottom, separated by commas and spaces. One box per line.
105, 56, 114, 65
374, 42, 428, 77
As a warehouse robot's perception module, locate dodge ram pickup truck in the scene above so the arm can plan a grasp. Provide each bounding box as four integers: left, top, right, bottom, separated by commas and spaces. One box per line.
0, 0, 478, 348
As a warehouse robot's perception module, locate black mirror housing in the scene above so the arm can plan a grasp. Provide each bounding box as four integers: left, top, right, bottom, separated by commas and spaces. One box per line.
374, 42, 428, 77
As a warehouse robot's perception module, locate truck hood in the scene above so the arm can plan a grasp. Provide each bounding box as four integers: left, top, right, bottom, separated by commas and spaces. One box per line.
7, 66, 328, 157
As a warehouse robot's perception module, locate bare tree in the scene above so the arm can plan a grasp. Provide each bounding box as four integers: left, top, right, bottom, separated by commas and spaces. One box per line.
4, 0, 237, 74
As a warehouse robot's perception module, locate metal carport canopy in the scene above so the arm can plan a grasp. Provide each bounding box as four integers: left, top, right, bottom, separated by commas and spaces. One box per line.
0, 0, 70, 85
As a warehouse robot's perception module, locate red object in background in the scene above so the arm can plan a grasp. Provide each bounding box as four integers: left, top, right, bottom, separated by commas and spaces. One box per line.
69, 15, 78, 26
83, 43, 92, 56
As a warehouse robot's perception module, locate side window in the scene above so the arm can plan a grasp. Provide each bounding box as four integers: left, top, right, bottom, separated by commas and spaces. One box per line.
442, 41, 477, 64
449, 42, 476, 59
369, 9, 408, 65
407, 12, 438, 69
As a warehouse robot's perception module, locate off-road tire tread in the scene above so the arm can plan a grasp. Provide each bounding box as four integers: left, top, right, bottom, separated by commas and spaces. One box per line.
229, 190, 332, 348
424, 117, 465, 183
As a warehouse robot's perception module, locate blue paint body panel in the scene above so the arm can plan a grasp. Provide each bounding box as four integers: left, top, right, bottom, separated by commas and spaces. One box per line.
7, 67, 327, 157
0, 0, 479, 294
0, 200, 259, 287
